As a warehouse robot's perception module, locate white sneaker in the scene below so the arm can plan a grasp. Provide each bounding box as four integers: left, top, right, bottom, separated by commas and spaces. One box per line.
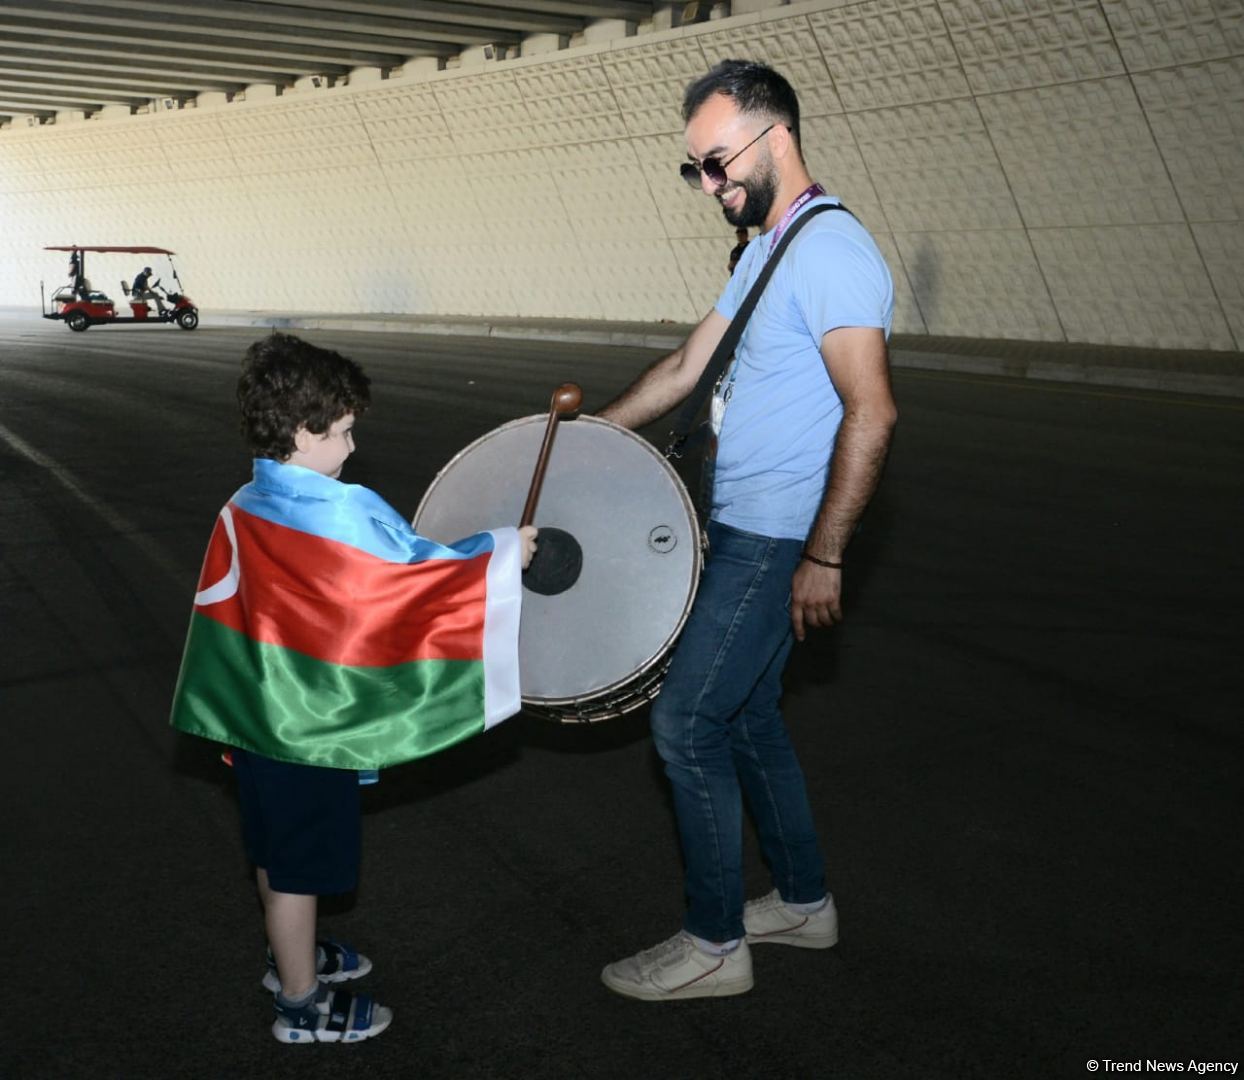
601, 931, 754, 1001
744, 890, 839, 949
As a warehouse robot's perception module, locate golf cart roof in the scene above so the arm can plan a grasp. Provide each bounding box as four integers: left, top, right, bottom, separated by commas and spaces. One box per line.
45, 245, 175, 255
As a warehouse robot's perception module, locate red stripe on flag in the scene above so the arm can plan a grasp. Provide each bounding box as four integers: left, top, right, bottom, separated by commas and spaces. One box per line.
194, 505, 489, 665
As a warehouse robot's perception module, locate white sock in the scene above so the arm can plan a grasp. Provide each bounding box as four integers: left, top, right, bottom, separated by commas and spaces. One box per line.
786, 895, 830, 915
276, 982, 319, 1011
690, 934, 742, 956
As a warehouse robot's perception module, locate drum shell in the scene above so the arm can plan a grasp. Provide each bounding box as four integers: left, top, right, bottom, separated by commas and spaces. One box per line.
413, 415, 701, 722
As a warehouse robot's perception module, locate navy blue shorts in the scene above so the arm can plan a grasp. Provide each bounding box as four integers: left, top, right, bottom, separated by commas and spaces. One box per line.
232, 749, 361, 896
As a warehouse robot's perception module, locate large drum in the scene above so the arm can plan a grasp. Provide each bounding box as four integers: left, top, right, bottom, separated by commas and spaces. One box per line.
414, 414, 701, 723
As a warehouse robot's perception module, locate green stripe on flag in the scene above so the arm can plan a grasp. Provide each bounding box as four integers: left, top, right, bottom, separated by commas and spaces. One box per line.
171, 612, 489, 769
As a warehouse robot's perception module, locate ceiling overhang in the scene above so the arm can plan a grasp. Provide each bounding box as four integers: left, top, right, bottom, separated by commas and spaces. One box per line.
0, 0, 658, 122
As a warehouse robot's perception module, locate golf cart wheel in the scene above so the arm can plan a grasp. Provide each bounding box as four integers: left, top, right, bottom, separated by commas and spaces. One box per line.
67, 310, 89, 332
176, 308, 199, 331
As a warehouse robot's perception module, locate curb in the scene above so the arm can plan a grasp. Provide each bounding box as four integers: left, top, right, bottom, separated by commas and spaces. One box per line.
207, 312, 1244, 400
8, 306, 1241, 400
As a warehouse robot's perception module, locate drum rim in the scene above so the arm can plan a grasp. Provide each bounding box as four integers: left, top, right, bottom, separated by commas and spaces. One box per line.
414, 413, 702, 708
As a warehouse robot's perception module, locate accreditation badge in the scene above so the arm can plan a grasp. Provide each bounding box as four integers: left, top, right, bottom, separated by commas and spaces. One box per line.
710, 364, 734, 436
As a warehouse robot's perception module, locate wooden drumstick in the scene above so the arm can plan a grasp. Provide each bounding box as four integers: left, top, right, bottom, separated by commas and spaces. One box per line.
520, 382, 582, 528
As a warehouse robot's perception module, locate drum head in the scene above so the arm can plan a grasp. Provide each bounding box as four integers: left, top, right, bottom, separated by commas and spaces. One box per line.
414, 415, 700, 709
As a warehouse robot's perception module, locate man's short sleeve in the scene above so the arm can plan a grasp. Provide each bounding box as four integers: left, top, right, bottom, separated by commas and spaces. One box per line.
791, 228, 891, 340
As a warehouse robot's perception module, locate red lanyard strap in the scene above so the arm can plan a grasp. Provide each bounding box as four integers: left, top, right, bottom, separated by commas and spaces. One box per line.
768, 183, 826, 255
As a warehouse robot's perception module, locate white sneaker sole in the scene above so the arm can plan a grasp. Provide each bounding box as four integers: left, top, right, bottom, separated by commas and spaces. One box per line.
745, 925, 838, 949
745, 906, 839, 949
600, 965, 754, 1001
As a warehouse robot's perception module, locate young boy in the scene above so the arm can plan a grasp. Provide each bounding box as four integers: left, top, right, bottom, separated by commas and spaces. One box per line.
171, 333, 536, 1043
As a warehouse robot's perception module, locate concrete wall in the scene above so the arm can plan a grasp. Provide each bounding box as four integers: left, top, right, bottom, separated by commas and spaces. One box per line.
1, 0, 1240, 350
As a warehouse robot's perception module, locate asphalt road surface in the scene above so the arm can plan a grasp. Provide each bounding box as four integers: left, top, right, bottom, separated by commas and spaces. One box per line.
2, 317, 1241, 1080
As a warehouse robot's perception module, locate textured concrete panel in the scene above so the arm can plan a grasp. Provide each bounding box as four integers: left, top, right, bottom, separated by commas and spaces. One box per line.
1031, 224, 1235, 349
0, 143, 45, 194
600, 38, 708, 138
161, 138, 240, 181
464, 148, 575, 241
33, 129, 173, 190
671, 235, 735, 317
1102, 0, 1242, 71
500, 240, 604, 318
896, 229, 1061, 338
413, 242, 519, 316
872, 230, 929, 333
548, 141, 667, 241
358, 85, 455, 161
1192, 222, 1244, 348
801, 113, 888, 229
809, 0, 970, 111
435, 71, 538, 154
513, 55, 631, 146
978, 77, 1182, 227
387, 159, 477, 243
941, 0, 1126, 93
582, 239, 698, 322
631, 131, 726, 240
697, 16, 844, 116
1, 0, 1239, 348
224, 102, 379, 178
851, 99, 1022, 231
1133, 58, 1244, 222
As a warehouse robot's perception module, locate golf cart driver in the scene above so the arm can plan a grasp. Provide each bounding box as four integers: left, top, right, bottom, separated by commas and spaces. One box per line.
131, 266, 167, 314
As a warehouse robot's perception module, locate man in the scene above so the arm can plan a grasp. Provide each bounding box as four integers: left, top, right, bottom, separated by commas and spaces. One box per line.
132, 265, 167, 314
727, 226, 750, 275
69, 249, 89, 301
598, 59, 898, 1001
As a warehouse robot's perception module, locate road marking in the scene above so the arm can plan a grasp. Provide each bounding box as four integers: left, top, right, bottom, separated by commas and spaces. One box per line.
0, 420, 187, 585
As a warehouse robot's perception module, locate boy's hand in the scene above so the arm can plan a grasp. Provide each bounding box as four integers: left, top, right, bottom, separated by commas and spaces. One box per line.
518, 525, 538, 570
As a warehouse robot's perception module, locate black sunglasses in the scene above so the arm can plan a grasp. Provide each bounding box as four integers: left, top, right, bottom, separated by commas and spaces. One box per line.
680, 123, 778, 189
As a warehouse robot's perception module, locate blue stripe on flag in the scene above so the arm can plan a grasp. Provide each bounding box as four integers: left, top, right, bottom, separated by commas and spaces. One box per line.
232, 459, 492, 565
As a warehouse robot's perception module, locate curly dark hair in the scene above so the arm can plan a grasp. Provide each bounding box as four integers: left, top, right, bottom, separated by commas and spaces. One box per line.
237, 333, 371, 460
682, 59, 802, 151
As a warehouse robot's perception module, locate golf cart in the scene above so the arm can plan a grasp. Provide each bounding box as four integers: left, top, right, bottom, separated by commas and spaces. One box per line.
42, 245, 199, 331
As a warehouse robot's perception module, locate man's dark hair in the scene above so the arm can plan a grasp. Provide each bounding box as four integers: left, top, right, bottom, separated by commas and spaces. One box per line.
682, 59, 801, 150
237, 332, 371, 459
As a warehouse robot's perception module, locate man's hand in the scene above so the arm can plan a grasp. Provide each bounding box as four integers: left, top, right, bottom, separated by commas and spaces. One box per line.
518, 525, 538, 570
790, 559, 842, 642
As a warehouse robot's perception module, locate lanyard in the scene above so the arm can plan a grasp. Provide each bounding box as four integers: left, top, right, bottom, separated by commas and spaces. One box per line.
767, 182, 826, 256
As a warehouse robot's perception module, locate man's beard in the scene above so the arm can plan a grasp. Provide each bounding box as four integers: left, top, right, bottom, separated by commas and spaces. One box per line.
719, 157, 779, 229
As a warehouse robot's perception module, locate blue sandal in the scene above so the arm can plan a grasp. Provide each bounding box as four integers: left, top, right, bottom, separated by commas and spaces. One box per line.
273, 986, 392, 1044
263, 938, 373, 993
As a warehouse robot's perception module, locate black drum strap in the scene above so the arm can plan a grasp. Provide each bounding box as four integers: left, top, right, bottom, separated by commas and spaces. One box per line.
664, 202, 851, 460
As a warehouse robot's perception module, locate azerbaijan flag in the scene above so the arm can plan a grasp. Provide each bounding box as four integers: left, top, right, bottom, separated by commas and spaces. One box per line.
170, 459, 523, 769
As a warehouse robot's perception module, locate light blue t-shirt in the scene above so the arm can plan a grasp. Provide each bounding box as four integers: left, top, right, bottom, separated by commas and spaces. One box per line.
711, 195, 894, 539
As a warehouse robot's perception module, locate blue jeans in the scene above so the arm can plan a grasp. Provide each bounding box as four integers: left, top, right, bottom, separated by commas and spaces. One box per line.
651, 520, 827, 943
